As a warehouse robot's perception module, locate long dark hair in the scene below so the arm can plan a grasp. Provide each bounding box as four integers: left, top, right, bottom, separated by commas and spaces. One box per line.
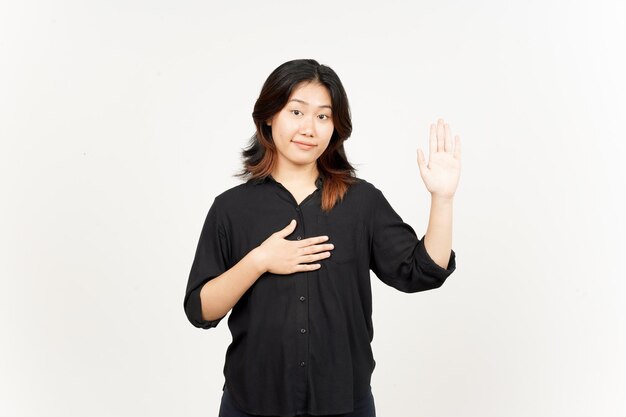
234, 59, 357, 212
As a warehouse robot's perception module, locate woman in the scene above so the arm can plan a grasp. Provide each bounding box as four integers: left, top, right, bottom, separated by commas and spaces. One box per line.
184, 59, 461, 417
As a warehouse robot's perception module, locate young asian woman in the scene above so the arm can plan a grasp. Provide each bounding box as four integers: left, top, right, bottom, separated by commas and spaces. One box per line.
183, 58, 461, 417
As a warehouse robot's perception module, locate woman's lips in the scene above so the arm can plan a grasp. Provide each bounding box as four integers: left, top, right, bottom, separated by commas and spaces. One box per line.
292, 140, 315, 150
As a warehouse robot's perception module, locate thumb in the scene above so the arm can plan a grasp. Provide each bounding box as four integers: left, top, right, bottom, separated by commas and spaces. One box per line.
278, 219, 297, 237
416, 148, 428, 174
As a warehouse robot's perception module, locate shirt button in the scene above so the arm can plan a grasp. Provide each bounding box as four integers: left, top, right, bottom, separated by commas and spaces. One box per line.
300, 361, 306, 367
297, 236, 302, 240
300, 328, 307, 334
299, 296, 306, 302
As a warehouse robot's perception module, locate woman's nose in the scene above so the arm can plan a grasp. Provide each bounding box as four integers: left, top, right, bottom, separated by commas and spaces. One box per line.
300, 115, 315, 136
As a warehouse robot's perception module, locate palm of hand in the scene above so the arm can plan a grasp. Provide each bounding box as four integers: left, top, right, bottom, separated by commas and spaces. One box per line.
417, 118, 462, 199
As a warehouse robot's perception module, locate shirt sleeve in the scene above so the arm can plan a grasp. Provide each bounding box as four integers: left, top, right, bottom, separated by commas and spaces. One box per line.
369, 188, 456, 293
183, 196, 231, 329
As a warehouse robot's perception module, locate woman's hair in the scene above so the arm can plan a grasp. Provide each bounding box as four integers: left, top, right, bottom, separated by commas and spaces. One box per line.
234, 58, 358, 213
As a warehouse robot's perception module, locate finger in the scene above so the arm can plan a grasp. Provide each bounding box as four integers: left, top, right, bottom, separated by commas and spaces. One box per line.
299, 235, 329, 247
454, 135, 461, 160
416, 148, 427, 173
300, 250, 332, 264
444, 123, 453, 154
277, 219, 296, 237
437, 118, 445, 152
429, 123, 437, 156
301, 242, 334, 256
299, 263, 322, 271
313, 242, 334, 252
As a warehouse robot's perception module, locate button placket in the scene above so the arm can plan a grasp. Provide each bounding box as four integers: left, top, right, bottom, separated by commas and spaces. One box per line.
293, 203, 310, 411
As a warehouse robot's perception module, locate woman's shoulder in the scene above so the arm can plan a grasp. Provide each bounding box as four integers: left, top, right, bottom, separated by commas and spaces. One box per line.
342, 177, 387, 212
350, 176, 383, 196
212, 181, 253, 204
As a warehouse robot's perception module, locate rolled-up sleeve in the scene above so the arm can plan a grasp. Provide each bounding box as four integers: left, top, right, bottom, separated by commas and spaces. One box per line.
369, 189, 456, 293
184, 196, 230, 329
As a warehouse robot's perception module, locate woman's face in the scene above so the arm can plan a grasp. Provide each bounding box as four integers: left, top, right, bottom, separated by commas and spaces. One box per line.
267, 81, 334, 173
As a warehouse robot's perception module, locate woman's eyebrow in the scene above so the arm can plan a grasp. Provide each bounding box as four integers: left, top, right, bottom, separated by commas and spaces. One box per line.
288, 98, 332, 110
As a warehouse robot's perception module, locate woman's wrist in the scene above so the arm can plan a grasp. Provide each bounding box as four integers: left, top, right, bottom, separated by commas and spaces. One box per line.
248, 247, 268, 275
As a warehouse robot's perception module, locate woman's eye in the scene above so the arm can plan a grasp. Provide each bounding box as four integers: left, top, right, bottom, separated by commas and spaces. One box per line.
291, 110, 302, 116
318, 114, 330, 120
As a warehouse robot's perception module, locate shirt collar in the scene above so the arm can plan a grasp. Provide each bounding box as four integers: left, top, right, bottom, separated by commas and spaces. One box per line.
258, 173, 325, 190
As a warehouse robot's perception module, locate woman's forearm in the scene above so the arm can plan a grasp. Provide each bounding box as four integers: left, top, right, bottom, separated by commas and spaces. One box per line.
199, 248, 267, 322
423, 195, 454, 269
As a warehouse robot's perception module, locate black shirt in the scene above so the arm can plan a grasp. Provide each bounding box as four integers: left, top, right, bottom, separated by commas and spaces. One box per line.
184, 174, 457, 416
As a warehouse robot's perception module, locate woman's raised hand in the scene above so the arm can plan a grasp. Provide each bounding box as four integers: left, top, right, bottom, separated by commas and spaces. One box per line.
416, 118, 462, 200
254, 219, 334, 275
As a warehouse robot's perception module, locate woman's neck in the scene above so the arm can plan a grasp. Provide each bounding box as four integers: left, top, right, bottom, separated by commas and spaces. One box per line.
271, 165, 319, 187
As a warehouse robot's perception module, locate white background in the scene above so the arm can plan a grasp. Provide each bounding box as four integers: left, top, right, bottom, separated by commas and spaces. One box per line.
1, 1, 625, 416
